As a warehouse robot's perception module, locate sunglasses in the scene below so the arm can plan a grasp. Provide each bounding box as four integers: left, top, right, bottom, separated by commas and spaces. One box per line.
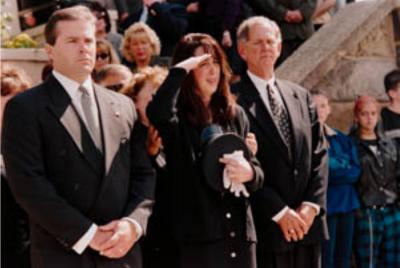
94, 12, 106, 20
96, 53, 110, 60
106, 83, 124, 91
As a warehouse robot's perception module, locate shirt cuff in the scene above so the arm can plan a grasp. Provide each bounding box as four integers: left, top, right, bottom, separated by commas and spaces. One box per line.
155, 153, 166, 168
272, 206, 289, 222
72, 224, 97, 254
122, 217, 143, 241
302, 202, 320, 215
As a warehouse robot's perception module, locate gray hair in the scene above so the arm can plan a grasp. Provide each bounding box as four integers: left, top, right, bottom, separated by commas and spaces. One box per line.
237, 16, 282, 44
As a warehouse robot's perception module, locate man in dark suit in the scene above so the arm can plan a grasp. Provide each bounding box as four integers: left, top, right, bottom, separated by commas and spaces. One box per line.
2, 6, 155, 267
233, 16, 328, 268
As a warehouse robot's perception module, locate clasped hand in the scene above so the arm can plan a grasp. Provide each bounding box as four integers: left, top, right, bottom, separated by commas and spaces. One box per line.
89, 219, 138, 259
277, 204, 317, 242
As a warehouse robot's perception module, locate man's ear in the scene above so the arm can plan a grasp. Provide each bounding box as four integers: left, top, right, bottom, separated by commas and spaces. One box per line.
237, 42, 246, 61
277, 41, 282, 57
44, 43, 54, 61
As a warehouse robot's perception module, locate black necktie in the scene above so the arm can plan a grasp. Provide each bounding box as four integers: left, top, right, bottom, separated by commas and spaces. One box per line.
266, 84, 292, 148
79, 85, 102, 152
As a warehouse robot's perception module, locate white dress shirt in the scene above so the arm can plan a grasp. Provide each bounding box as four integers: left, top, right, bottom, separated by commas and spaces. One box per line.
247, 70, 320, 222
52, 70, 100, 136
52, 71, 143, 254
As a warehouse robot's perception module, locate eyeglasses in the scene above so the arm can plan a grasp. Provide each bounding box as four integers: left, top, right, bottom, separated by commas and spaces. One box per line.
96, 53, 110, 60
106, 83, 124, 91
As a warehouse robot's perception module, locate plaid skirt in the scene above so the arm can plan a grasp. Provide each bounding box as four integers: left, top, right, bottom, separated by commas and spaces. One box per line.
353, 205, 400, 268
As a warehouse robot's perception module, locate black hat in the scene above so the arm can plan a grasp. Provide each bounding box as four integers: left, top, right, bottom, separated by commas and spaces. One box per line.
200, 125, 251, 192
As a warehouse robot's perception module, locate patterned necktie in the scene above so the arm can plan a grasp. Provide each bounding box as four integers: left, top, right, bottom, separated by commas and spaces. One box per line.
79, 85, 102, 152
266, 84, 293, 148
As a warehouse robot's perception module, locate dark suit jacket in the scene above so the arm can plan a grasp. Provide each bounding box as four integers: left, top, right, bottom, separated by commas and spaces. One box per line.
233, 73, 328, 252
2, 74, 155, 268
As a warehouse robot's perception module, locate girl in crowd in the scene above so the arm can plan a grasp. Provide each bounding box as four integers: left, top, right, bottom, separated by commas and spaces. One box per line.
146, 33, 263, 268
93, 38, 120, 75
312, 92, 360, 268
351, 95, 400, 268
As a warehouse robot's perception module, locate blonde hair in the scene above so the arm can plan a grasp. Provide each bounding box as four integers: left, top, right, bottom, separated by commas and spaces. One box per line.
237, 16, 282, 44
1, 64, 32, 96
119, 66, 167, 102
121, 22, 161, 63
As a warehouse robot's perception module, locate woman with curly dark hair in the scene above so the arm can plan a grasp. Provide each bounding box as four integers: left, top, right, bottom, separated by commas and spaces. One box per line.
147, 33, 263, 268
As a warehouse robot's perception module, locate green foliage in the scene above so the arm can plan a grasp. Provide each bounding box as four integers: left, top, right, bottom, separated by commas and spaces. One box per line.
3, 33, 38, 48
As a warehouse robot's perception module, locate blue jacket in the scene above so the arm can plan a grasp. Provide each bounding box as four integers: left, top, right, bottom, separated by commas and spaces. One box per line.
326, 127, 360, 215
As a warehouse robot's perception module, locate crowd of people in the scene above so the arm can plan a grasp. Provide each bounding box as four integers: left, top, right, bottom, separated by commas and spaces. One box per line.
1, 1, 399, 268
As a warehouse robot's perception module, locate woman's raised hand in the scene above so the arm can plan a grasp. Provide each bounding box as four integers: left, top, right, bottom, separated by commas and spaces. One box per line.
174, 54, 211, 73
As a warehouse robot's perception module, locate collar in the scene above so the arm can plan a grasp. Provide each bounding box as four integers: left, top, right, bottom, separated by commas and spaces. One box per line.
52, 70, 93, 98
324, 125, 337, 137
247, 70, 276, 91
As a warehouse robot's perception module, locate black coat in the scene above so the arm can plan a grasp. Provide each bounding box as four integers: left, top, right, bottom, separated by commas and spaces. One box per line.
233, 73, 328, 253
147, 68, 264, 268
2, 75, 155, 268
351, 133, 400, 207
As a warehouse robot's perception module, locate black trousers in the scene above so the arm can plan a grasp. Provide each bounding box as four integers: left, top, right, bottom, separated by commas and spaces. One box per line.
257, 243, 321, 268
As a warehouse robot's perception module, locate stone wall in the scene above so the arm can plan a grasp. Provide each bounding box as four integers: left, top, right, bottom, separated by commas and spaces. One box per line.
276, 0, 400, 132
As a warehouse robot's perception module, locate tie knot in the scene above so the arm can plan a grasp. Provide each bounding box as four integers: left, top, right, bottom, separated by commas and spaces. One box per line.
79, 85, 90, 96
266, 83, 275, 94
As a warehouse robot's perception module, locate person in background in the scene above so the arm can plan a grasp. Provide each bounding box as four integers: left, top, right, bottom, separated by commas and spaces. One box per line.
381, 69, 400, 147
144, 0, 189, 57
119, 66, 173, 268
350, 95, 400, 268
93, 39, 121, 76
233, 16, 328, 268
1, 64, 32, 268
88, 1, 124, 56
185, 0, 245, 80
121, 22, 167, 72
120, 66, 168, 126
94, 63, 133, 91
312, 91, 360, 268
2, 6, 155, 267
114, 0, 144, 33
312, 0, 336, 31
147, 33, 264, 268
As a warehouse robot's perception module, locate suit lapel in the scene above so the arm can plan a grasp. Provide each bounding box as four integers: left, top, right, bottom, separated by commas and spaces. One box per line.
94, 85, 122, 176
276, 80, 304, 164
239, 74, 291, 162
45, 75, 101, 174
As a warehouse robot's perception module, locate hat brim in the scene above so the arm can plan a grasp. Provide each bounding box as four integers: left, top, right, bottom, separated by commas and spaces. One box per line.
202, 133, 251, 192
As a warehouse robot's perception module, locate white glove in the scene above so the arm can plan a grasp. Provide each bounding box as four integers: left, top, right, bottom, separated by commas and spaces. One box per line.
222, 151, 250, 198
